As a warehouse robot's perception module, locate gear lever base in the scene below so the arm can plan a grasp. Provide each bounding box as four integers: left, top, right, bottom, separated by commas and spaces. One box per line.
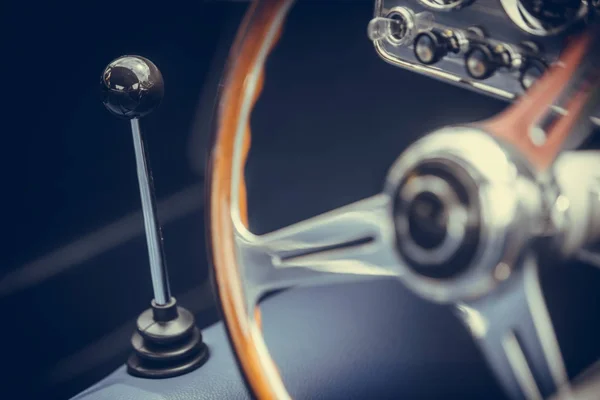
127, 297, 209, 379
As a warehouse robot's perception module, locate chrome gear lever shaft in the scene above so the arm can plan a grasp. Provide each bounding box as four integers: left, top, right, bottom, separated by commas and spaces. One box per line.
130, 118, 171, 305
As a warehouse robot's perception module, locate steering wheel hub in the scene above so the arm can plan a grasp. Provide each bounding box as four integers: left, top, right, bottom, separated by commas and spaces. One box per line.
386, 127, 544, 302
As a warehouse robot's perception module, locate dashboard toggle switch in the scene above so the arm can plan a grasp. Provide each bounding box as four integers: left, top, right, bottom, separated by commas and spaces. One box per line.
368, 7, 434, 46
414, 28, 471, 65
520, 59, 548, 90
464, 44, 502, 80
413, 31, 452, 64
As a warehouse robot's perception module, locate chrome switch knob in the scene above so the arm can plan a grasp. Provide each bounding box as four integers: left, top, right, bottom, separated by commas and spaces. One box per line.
414, 31, 451, 65
520, 59, 547, 90
465, 45, 500, 80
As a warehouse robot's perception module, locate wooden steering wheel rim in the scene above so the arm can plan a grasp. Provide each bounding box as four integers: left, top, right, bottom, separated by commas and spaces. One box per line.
206, 1, 293, 399
206, 1, 599, 398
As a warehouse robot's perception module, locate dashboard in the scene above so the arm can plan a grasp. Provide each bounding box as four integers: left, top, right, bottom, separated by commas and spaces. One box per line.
371, 0, 600, 124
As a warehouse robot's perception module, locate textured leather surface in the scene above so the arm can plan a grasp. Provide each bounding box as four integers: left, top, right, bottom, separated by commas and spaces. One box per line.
72, 322, 248, 400
73, 279, 505, 400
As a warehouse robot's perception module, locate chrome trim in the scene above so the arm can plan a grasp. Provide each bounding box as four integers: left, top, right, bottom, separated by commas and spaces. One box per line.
417, 0, 474, 11
237, 194, 401, 314
554, 151, 600, 254
499, 43, 525, 71
447, 28, 469, 54
502, 332, 544, 400
382, 6, 433, 46
386, 7, 416, 45
131, 118, 172, 306
373, 39, 516, 100
500, 0, 589, 37
459, 255, 570, 399
524, 258, 570, 398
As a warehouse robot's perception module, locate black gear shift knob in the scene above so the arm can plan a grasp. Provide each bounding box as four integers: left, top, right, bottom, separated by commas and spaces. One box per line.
101, 55, 164, 119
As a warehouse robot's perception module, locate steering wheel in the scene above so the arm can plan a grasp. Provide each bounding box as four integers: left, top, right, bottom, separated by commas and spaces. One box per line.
207, 1, 600, 398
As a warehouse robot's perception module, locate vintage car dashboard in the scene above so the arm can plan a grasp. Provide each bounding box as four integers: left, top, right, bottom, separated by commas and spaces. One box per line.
372, 0, 600, 124
70, 1, 600, 399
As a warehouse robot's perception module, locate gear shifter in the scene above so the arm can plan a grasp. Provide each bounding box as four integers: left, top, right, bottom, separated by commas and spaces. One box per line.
100, 55, 208, 378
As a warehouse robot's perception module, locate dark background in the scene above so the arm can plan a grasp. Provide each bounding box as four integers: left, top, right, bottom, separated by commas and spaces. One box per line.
2, 1, 600, 399
1, 1, 243, 398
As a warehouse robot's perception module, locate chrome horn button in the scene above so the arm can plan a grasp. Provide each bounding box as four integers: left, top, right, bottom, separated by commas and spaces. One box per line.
386, 127, 545, 303
393, 162, 481, 278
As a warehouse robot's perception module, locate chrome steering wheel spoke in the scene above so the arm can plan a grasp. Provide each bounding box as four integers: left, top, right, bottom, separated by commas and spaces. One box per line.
458, 254, 569, 400
234, 194, 402, 314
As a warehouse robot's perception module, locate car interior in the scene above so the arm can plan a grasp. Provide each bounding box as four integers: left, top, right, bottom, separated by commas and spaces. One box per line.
3, 0, 600, 399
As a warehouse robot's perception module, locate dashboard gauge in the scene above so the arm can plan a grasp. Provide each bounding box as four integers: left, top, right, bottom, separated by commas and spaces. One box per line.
417, 0, 475, 11
500, 0, 589, 36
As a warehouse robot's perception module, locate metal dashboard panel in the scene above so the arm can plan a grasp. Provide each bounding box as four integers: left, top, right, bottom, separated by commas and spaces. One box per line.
373, 0, 599, 123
